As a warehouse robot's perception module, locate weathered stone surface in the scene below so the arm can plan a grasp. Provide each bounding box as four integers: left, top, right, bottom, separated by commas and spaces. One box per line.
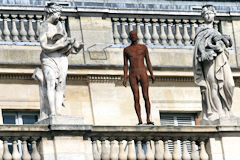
193, 5, 235, 124
80, 17, 114, 47
200, 116, 240, 125
36, 116, 84, 125
220, 136, 240, 160
34, 2, 83, 120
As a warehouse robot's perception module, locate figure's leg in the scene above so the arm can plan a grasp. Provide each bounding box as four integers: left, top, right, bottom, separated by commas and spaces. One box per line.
55, 77, 65, 114
140, 73, 153, 124
129, 75, 142, 124
200, 87, 208, 120
55, 57, 68, 113
42, 66, 56, 116
203, 61, 223, 118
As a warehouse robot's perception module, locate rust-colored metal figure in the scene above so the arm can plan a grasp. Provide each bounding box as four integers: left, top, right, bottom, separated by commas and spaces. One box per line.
123, 30, 155, 125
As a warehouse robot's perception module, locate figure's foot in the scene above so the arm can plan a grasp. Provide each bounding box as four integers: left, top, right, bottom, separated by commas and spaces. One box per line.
147, 121, 154, 125
137, 122, 143, 125
208, 113, 219, 122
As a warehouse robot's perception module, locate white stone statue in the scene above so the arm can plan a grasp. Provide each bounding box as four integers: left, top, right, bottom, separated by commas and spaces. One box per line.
33, 2, 83, 120
193, 5, 235, 123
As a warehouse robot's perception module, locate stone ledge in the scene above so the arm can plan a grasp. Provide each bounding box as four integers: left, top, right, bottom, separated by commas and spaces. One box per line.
91, 125, 219, 133
0, 124, 239, 135
0, 124, 49, 131
36, 116, 84, 125
50, 124, 92, 131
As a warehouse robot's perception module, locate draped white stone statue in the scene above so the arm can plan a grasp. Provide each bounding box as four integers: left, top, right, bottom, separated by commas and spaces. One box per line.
33, 2, 83, 120
193, 5, 235, 123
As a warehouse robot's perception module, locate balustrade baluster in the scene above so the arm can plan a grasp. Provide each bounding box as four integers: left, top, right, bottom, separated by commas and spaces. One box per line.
128, 18, 134, 32
112, 18, 120, 44
146, 139, 154, 160
3, 14, 11, 41
163, 138, 172, 160
136, 140, 145, 160
199, 140, 209, 160
159, 19, 167, 45
22, 138, 31, 160
110, 139, 118, 160
0, 14, 2, 41
11, 15, 19, 41
27, 15, 35, 42
213, 20, 219, 31
182, 20, 190, 46
154, 139, 164, 160
31, 138, 41, 160
173, 139, 181, 160
136, 19, 144, 44
120, 18, 128, 45
152, 19, 159, 45
190, 20, 196, 45
127, 139, 136, 160
92, 138, 101, 160
12, 139, 21, 160
36, 15, 42, 40
3, 137, 12, 160
191, 140, 200, 160
19, 15, 28, 41
182, 138, 191, 160
167, 19, 175, 46
101, 138, 110, 160
118, 139, 127, 160
175, 20, 183, 46
144, 19, 152, 45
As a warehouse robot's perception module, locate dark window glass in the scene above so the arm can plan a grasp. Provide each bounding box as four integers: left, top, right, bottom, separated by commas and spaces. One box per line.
22, 115, 38, 124
3, 115, 16, 124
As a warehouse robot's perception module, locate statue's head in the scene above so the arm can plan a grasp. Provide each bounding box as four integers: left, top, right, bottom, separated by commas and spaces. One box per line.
201, 5, 216, 23
45, 2, 62, 21
129, 30, 138, 42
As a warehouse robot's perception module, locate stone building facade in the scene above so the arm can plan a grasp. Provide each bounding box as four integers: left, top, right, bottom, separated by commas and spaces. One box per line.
0, 0, 240, 160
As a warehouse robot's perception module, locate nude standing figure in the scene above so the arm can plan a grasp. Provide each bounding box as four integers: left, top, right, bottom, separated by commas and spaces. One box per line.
123, 30, 155, 125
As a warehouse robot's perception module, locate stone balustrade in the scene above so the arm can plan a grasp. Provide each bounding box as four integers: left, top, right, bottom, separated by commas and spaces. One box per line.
0, 10, 223, 48
90, 133, 209, 160
1, 136, 41, 160
112, 17, 220, 46
0, 14, 43, 42
0, 125, 47, 160
0, 14, 68, 43
87, 126, 220, 160
0, 125, 238, 159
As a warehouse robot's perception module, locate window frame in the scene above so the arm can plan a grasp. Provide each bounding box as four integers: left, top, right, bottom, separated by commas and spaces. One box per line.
159, 112, 197, 126
2, 110, 39, 125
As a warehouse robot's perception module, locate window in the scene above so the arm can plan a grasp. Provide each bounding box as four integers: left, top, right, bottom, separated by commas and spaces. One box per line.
3, 111, 39, 125
160, 113, 198, 154
160, 113, 196, 126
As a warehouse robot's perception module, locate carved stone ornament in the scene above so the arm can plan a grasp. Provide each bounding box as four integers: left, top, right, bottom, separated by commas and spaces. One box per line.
33, 2, 83, 120
193, 5, 236, 124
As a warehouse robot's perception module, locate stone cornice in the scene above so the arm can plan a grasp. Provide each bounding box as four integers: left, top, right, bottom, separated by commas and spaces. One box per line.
1, 72, 240, 85
0, 2, 240, 18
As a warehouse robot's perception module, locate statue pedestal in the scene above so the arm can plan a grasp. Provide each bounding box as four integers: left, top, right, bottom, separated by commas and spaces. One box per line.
36, 116, 84, 125
200, 116, 240, 125
218, 117, 240, 126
